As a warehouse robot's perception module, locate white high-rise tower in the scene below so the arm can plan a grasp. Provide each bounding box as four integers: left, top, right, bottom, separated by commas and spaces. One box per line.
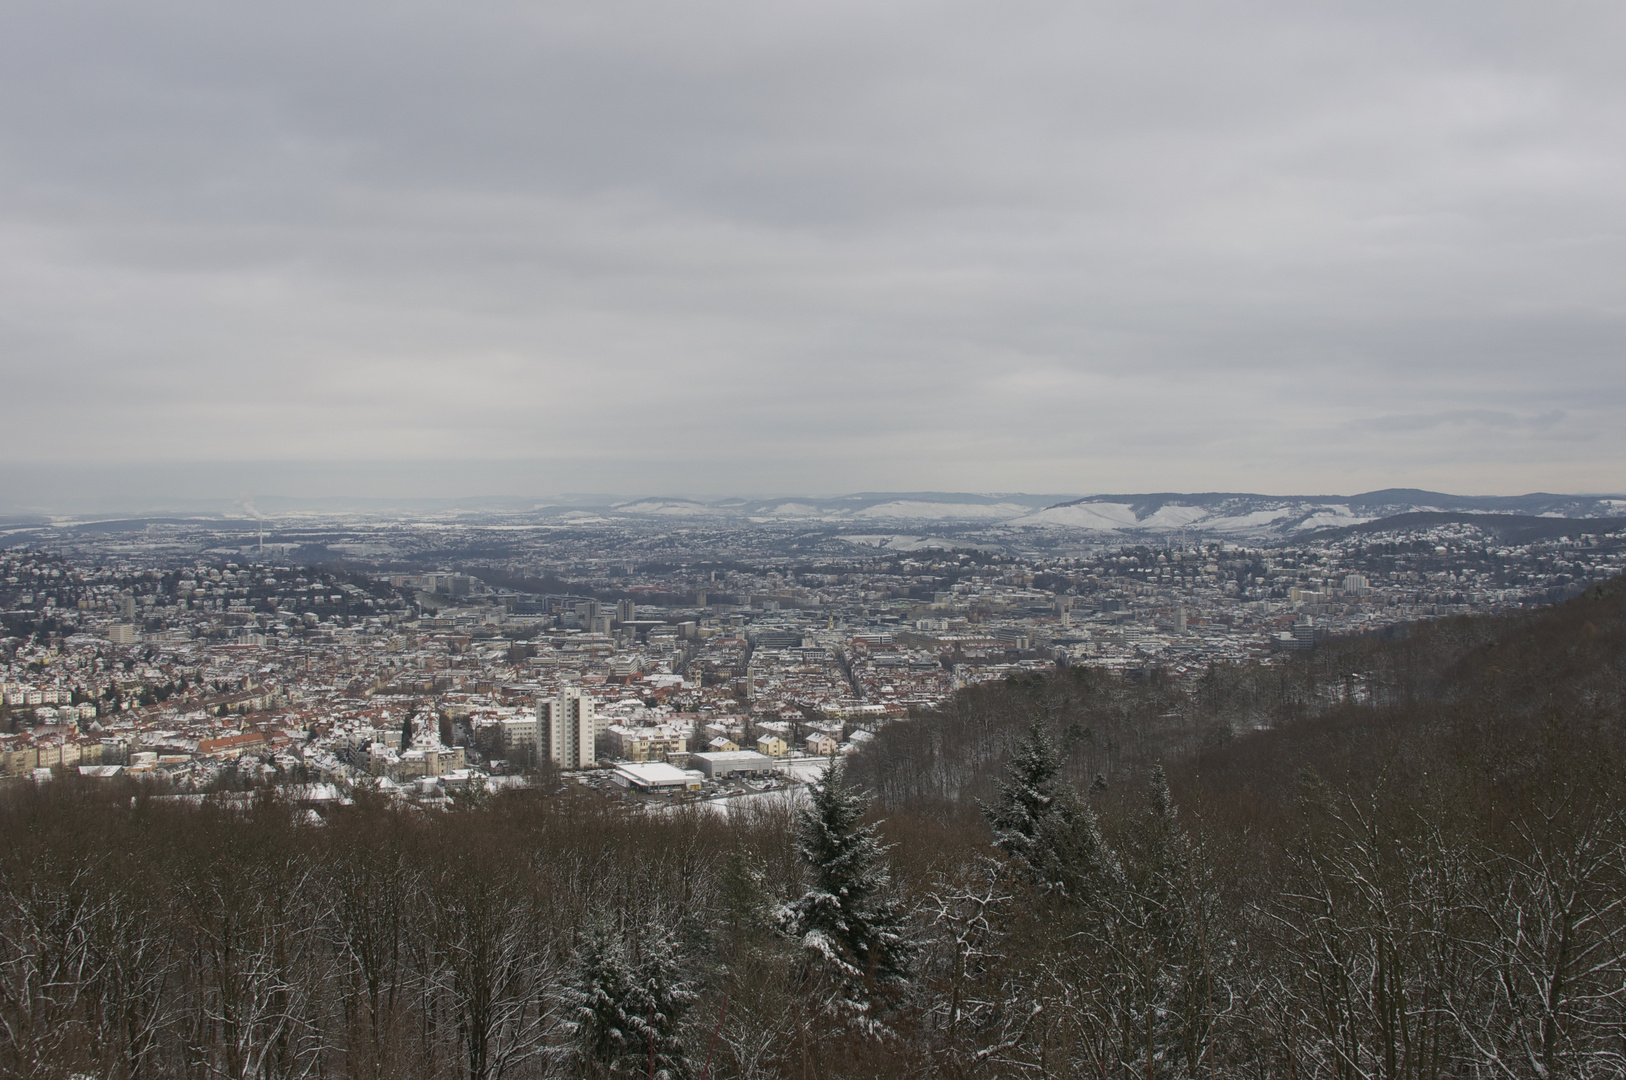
536, 688, 598, 769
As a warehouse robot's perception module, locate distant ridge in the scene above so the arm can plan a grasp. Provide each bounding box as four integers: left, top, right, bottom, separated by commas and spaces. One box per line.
1008, 490, 1626, 537
1306, 512, 1626, 545
7, 490, 1624, 542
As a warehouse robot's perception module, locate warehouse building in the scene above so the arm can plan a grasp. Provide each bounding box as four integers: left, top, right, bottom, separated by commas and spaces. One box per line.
688, 750, 777, 779
611, 761, 702, 791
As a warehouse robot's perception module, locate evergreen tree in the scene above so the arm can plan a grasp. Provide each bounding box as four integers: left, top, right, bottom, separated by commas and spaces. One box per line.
980, 718, 1064, 868
627, 928, 696, 1077
1118, 764, 1214, 1076
779, 760, 911, 1025
1125, 765, 1190, 945
401, 714, 413, 748
568, 917, 632, 1072
981, 718, 1116, 899
566, 915, 695, 1078
1071, 765, 1214, 1080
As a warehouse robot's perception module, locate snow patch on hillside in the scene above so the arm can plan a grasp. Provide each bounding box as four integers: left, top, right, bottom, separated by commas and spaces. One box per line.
1014, 502, 1141, 529
852, 501, 1031, 521
1140, 504, 1211, 529
1295, 506, 1374, 530
1203, 509, 1293, 532
1017, 500, 1371, 536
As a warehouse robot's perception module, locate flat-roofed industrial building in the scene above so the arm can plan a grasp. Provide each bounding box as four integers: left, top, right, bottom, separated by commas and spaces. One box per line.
611, 761, 702, 790
689, 750, 776, 779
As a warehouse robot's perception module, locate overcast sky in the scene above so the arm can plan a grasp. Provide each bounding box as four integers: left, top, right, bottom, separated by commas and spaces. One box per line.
2, 0, 1624, 506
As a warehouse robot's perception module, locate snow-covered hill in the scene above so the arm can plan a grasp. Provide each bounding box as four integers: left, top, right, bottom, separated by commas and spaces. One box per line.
598, 489, 1626, 539
1012, 490, 1626, 537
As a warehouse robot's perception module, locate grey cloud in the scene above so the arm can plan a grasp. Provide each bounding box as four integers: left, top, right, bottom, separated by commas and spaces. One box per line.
1, 0, 1624, 503
1354, 409, 1569, 433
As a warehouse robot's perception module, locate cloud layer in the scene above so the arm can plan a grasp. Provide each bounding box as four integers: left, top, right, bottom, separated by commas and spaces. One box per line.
2, 0, 1623, 501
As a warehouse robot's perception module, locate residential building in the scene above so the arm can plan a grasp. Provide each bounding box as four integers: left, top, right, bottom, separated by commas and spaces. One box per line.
538, 687, 597, 769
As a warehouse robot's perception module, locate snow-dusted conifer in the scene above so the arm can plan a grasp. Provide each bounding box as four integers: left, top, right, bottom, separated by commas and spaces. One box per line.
1108, 763, 1216, 1077
981, 718, 1116, 899
981, 718, 1064, 867
779, 759, 911, 1022
566, 915, 695, 1078
567, 917, 634, 1071
1125, 764, 1191, 940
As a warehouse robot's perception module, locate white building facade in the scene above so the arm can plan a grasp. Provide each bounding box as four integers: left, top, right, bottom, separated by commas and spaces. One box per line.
537, 688, 598, 769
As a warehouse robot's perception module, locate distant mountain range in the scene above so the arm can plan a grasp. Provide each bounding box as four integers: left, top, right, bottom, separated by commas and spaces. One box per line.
596, 489, 1626, 538
8, 489, 1624, 542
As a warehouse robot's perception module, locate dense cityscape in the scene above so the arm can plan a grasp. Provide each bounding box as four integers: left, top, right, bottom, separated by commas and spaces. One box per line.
5, 495, 1622, 803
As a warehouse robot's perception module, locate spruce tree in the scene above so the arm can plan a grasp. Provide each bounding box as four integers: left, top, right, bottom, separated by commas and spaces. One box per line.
980, 717, 1064, 867
569, 917, 634, 1072
1126, 765, 1190, 943
1119, 764, 1213, 1075
779, 759, 911, 1025
567, 916, 695, 1078
981, 718, 1116, 899
627, 929, 695, 1077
